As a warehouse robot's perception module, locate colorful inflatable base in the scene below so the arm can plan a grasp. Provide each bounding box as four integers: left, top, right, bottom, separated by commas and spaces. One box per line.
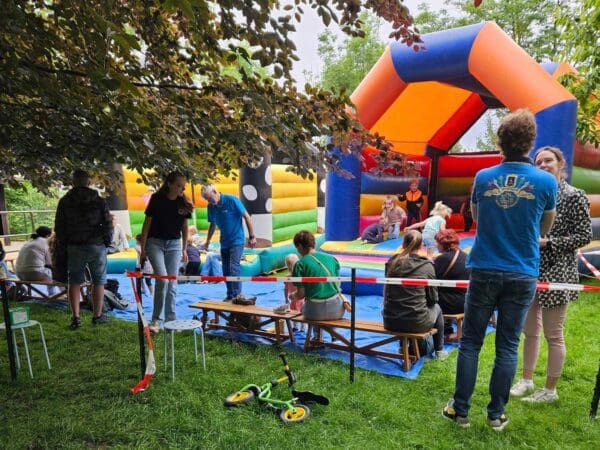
107, 235, 326, 276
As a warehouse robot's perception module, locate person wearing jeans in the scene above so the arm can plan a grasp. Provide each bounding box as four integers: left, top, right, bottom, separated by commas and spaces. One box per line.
145, 238, 181, 323
140, 172, 192, 333
453, 270, 537, 420
443, 109, 557, 431
200, 184, 256, 301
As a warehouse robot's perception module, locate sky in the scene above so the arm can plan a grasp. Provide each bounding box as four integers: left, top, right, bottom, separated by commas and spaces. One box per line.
288, 0, 489, 149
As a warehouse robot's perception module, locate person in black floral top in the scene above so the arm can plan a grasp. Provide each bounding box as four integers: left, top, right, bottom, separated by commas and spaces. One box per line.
511, 146, 592, 402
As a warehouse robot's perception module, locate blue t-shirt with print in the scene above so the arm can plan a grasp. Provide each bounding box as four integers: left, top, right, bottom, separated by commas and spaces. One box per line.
207, 194, 247, 249
467, 162, 557, 277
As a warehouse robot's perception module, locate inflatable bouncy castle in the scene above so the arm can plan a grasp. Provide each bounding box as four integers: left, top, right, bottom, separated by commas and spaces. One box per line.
108, 163, 321, 275
320, 21, 600, 293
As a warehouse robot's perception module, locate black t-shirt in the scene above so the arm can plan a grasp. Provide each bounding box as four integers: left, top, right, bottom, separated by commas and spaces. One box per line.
145, 192, 192, 240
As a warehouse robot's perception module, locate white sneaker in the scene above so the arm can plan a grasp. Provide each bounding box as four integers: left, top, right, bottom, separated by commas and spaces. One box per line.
510, 379, 534, 397
522, 388, 559, 403
435, 350, 449, 360
148, 320, 161, 333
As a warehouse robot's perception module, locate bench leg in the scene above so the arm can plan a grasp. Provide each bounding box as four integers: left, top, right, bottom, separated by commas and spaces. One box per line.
400, 337, 411, 372
285, 319, 295, 344
304, 324, 314, 352
456, 318, 463, 341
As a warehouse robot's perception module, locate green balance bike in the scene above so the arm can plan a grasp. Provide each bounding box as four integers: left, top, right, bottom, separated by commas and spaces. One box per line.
224, 352, 329, 424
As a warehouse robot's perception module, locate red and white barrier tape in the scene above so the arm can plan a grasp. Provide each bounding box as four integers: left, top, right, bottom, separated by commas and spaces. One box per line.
578, 252, 600, 280
125, 271, 600, 292
129, 277, 156, 394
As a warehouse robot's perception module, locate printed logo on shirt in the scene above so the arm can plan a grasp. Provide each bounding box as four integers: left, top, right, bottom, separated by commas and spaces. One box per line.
484, 174, 535, 209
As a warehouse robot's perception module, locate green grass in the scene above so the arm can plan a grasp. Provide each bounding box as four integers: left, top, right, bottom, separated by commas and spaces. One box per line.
1, 288, 599, 449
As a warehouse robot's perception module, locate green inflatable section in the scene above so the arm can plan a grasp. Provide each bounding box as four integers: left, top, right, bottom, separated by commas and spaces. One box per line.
273, 222, 317, 243
571, 166, 600, 194
272, 209, 317, 229
258, 234, 325, 274
129, 210, 145, 237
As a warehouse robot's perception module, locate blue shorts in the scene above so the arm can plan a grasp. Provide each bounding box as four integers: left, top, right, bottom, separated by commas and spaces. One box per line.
422, 233, 436, 250
67, 244, 107, 285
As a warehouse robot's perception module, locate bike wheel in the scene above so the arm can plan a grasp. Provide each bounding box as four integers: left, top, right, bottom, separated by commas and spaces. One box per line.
224, 390, 255, 407
279, 404, 311, 424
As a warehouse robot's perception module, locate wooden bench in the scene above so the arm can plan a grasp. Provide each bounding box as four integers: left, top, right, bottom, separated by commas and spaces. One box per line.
4, 278, 88, 302
443, 313, 464, 342
296, 316, 437, 372
189, 300, 302, 345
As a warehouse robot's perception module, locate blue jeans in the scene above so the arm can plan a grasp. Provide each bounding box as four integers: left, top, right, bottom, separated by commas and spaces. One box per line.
201, 252, 223, 276
453, 269, 537, 419
388, 223, 401, 240
146, 238, 182, 322
221, 245, 244, 299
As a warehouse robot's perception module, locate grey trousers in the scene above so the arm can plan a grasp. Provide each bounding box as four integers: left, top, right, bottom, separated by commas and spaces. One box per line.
303, 294, 345, 320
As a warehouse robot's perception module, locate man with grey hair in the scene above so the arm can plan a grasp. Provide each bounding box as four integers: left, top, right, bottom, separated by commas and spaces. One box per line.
201, 184, 256, 301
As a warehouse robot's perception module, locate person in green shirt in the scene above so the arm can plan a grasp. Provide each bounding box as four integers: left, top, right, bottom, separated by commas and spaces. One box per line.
289, 230, 349, 320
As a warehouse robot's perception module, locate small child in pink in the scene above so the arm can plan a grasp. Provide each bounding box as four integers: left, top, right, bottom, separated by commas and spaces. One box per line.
284, 253, 305, 330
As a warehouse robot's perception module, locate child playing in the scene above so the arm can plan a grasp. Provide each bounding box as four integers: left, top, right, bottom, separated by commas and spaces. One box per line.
381, 195, 406, 240
397, 179, 424, 227
279, 253, 305, 330
361, 217, 385, 244
405, 201, 452, 256
135, 234, 154, 296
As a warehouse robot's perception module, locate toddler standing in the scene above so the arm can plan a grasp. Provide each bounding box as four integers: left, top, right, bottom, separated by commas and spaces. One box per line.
282, 253, 305, 331
405, 201, 452, 256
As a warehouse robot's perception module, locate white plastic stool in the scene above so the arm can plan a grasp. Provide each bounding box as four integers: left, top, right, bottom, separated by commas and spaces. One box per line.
163, 319, 205, 380
1, 320, 51, 378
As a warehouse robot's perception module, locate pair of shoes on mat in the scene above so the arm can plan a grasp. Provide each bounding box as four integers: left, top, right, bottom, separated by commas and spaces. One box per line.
273, 304, 291, 314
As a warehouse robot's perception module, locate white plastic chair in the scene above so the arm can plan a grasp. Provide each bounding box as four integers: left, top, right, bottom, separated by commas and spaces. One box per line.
163, 319, 206, 380
1, 320, 51, 378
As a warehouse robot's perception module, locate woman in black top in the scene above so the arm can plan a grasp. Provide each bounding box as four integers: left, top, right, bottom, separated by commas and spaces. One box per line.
140, 172, 193, 333
433, 229, 470, 316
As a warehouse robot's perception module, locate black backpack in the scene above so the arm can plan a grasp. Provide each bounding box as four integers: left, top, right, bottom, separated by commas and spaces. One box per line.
103, 278, 129, 311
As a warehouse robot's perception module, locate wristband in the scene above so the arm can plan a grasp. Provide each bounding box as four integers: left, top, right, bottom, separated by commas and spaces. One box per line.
249, 235, 255, 239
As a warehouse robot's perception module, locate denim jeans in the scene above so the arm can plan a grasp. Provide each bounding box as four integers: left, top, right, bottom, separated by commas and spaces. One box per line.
388, 223, 401, 240
200, 252, 223, 276
221, 244, 244, 299
453, 269, 537, 420
146, 238, 182, 322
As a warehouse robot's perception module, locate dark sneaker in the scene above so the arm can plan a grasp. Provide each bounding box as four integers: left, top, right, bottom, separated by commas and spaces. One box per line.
488, 414, 509, 431
442, 400, 470, 428
69, 316, 81, 330
91, 314, 109, 325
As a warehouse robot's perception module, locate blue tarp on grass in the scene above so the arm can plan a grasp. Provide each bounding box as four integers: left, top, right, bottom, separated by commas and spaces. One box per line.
105, 274, 492, 379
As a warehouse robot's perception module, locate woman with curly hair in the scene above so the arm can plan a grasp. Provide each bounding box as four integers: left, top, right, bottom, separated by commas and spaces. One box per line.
511, 146, 592, 403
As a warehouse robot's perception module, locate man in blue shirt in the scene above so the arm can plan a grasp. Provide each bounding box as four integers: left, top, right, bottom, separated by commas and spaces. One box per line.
201, 184, 257, 301
443, 109, 557, 431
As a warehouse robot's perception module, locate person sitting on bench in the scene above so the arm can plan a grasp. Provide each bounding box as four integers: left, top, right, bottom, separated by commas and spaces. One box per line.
382, 230, 447, 359
15, 226, 57, 297
289, 230, 349, 321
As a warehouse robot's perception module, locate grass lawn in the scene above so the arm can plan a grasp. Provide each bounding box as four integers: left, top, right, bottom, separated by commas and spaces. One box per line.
1, 287, 599, 449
